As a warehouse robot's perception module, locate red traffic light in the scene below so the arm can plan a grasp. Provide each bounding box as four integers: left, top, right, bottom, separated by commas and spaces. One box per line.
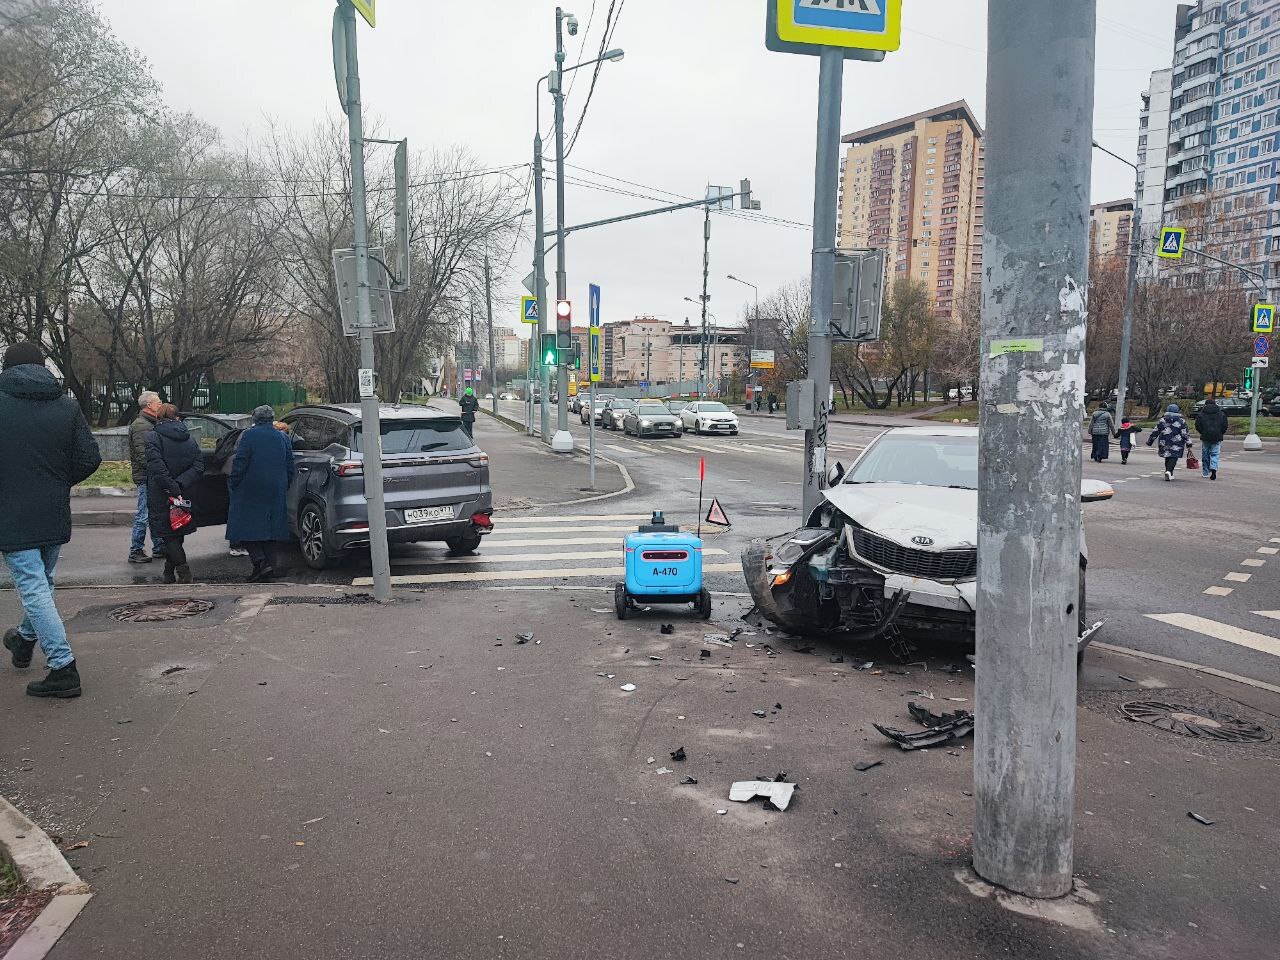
556, 299, 572, 320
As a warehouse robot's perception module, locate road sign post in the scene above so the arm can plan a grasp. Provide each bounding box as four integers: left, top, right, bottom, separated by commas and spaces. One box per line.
1245, 305, 1274, 451
588, 285, 603, 489
333, 0, 391, 602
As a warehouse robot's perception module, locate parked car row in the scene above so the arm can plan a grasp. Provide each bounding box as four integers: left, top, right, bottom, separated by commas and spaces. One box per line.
586, 398, 742, 438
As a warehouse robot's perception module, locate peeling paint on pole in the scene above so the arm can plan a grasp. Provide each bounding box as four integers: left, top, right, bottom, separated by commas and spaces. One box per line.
974, 0, 1096, 899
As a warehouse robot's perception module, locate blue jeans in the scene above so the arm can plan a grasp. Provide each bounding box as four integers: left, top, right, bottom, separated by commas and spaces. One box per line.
3, 546, 74, 670
1201, 441, 1221, 476
130, 484, 162, 553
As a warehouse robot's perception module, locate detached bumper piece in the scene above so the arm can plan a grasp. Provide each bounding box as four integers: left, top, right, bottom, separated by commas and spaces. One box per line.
872, 701, 975, 751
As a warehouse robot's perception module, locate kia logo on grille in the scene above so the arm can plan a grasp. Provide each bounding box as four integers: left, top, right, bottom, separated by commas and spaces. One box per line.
911, 536, 935, 546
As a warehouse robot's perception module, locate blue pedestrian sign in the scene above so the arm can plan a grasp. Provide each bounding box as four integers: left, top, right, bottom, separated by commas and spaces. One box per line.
1254, 335, 1270, 357
766, 0, 901, 57
1253, 303, 1275, 334
589, 283, 601, 328
520, 295, 539, 325
1157, 226, 1185, 260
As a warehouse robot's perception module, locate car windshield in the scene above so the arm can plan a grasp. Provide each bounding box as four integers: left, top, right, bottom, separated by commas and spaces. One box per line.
636, 403, 669, 415
667, 401, 687, 410
845, 434, 978, 489
181, 416, 232, 450
593, 400, 608, 408
611, 399, 637, 409
353, 418, 471, 454
698, 402, 729, 412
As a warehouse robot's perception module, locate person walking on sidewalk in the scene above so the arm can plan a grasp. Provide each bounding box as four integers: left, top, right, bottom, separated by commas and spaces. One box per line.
128, 390, 164, 563
1116, 417, 1142, 465
1193, 397, 1228, 481
460, 386, 479, 438
1088, 403, 1115, 462
227, 405, 294, 583
0, 342, 101, 699
1147, 403, 1191, 481
145, 404, 204, 584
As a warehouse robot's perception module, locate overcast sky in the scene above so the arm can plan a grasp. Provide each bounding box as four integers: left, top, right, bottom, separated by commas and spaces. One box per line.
96, 0, 1183, 336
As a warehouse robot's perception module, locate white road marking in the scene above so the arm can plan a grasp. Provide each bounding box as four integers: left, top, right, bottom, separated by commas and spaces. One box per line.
497, 514, 650, 524
391, 547, 729, 567
1225, 572, 1253, 583
355, 560, 745, 587
1271, 538, 1280, 544
1203, 586, 1234, 596
1258, 547, 1279, 555
1254, 611, 1280, 622
408, 536, 629, 549
605, 444, 644, 455
489, 525, 641, 535
1241, 558, 1266, 567
1146, 612, 1280, 658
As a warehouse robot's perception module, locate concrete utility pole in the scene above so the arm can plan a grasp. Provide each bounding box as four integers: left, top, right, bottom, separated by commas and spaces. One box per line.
699, 206, 711, 398
550, 6, 573, 453
974, 0, 1096, 899
338, 0, 391, 602
533, 130, 550, 440
801, 47, 843, 519
1092, 142, 1141, 426
484, 254, 497, 415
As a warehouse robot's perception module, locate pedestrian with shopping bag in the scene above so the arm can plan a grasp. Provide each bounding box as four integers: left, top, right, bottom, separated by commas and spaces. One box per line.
145, 404, 204, 584
1193, 397, 1228, 480
1115, 417, 1143, 465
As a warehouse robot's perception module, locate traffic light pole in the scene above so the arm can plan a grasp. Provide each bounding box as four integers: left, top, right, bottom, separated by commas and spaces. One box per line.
338, 0, 391, 602
533, 132, 550, 442
974, 0, 1095, 899
550, 6, 573, 453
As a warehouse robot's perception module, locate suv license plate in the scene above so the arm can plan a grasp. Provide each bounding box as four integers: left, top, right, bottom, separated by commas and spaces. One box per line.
405, 505, 455, 525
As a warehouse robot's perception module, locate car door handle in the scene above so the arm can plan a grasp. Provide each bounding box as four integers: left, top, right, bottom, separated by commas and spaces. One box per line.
297, 466, 310, 472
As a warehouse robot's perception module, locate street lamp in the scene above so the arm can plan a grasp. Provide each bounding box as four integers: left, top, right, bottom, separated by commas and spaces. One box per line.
1092, 140, 1141, 430
727, 274, 759, 408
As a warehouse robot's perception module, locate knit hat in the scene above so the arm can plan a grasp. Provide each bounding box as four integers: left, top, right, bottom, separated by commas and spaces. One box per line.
1167, 403, 1180, 413
2, 342, 44, 370
252, 404, 275, 423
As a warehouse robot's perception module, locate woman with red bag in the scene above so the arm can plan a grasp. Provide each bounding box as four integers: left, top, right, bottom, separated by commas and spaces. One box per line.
144, 404, 204, 584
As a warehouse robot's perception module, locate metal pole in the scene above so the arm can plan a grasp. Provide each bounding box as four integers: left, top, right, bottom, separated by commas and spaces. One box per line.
801, 47, 842, 519
533, 133, 550, 441
974, 0, 1095, 899
700, 206, 710, 398
551, 6, 572, 450
589, 379, 596, 488
1114, 180, 1141, 426
485, 254, 497, 416
340, 2, 391, 602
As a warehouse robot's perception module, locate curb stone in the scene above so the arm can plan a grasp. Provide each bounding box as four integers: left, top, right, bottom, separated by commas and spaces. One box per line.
0, 796, 92, 959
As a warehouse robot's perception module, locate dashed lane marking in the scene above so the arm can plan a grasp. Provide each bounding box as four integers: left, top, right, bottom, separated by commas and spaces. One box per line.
1254, 611, 1280, 622
356, 561, 745, 587
1258, 547, 1279, 556
389, 547, 730, 567
1242, 558, 1266, 567
1225, 572, 1253, 583
1146, 612, 1280, 658
1204, 586, 1234, 596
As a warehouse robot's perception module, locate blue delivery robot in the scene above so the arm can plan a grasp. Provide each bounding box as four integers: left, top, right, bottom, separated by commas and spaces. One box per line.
615, 511, 712, 620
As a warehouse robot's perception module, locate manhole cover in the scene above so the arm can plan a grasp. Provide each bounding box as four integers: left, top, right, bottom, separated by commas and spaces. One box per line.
110, 598, 215, 623
1120, 701, 1272, 743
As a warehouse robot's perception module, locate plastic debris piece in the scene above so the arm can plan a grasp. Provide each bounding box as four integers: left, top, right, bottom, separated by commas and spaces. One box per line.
1118, 675, 1137, 682
853, 760, 883, 772
873, 702, 975, 751
646, 757, 656, 764
943, 663, 965, 675
704, 634, 733, 647
724, 877, 739, 884
752, 709, 767, 718
515, 632, 534, 644
620, 683, 636, 692
829, 655, 844, 664
649, 655, 663, 661
699, 650, 711, 659
660, 624, 674, 635
1188, 811, 1215, 826
670, 747, 687, 762
655, 767, 673, 775
679, 776, 698, 785
774, 703, 782, 710
716, 809, 727, 815
852, 661, 875, 671
65, 840, 89, 851
729, 780, 796, 812
302, 816, 326, 826
590, 608, 611, 614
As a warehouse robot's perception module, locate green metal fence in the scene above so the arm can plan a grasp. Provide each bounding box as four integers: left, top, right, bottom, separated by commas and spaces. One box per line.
211, 381, 306, 414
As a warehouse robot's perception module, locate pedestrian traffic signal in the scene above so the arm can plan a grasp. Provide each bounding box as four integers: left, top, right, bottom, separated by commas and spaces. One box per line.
541, 333, 557, 367
1243, 369, 1254, 391
571, 343, 582, 371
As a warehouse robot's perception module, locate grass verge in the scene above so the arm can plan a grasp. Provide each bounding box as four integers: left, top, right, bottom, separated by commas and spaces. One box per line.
78, 460, 133, 488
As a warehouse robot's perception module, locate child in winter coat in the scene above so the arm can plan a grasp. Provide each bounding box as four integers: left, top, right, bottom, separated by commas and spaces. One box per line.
1115, 418, 1142, 465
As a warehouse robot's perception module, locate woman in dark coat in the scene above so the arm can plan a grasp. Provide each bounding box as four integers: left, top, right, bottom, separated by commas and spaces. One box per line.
227, 405, 295, 582
145, 404, 204, 584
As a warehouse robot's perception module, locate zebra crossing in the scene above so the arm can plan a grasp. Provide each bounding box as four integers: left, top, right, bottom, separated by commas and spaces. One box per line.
599, 432, 866, 459
1147, 610, 1280, 658
351, 512, 743, 588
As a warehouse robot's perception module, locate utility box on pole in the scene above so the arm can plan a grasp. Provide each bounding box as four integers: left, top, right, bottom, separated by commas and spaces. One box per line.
832, 248, 885, 342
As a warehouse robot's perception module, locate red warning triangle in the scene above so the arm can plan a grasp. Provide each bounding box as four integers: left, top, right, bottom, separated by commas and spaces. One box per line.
704, 498, 731, 527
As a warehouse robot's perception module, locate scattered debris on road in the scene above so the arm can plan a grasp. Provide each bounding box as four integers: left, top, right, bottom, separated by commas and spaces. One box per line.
655, 767, 673, 775
1188, 811, 1216, 826
873, 702, 975, 751
670, 747, 686, 762
620, 683, 636, 692
515, 632, 534, 644
729, 780, 795, 812
724, 877, 739, 884
679, 776, 698, 785
660, 623, 674, 634
704, 634, 733, 647
752, 709, 767, 718
853, 760, 883, 772
65, 840, 90, 851
852, 661, 875, 671
699, 650, 711, 659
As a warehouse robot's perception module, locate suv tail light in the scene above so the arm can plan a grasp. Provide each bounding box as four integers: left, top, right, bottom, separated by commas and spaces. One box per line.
335, 461, 363, 477
471, 512, 493, 529
468, 454, 489, 469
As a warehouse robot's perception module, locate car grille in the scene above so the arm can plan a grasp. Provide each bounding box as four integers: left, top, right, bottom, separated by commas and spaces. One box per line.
848, 527, 976, 581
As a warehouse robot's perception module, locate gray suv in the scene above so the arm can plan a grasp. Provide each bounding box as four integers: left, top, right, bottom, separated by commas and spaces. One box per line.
281, 402, 493, 569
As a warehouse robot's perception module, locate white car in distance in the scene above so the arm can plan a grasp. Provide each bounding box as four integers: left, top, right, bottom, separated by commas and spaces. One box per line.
680, 400, 739, 436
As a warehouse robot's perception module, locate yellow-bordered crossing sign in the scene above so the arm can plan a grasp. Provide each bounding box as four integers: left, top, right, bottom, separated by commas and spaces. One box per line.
1157, 226, 1185, 259
770, 0, 902, 54
350, 0, 375, 28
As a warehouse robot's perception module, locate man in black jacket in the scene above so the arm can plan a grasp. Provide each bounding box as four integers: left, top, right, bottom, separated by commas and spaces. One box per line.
0, 342, 101, 698
1194, 398, 1228, 481
460, 386, 479, 438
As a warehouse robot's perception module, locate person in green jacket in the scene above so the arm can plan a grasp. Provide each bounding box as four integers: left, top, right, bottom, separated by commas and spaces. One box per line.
128, 390, 164, 563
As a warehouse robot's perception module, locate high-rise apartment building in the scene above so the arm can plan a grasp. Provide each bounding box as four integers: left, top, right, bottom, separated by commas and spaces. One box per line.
1089, 199, 1135, 258
837, 100, 985, 319
1137, 0, 1279, 286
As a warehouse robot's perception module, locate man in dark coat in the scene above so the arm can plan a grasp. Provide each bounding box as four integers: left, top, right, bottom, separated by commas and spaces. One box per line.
0, 342, 101, 698
145, 404, 204, 584
227, 405, 295, 582
128, 390, 163, 563
1193, 397, 1228, 481
460, 386, 479, 438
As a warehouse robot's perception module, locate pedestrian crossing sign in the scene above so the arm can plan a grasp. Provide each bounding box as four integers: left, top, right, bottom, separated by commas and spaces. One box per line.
1254, 303, 1275, 334
770, 0, 902, 54
521, 295, 539, 325
1157, 226, 1185, 260
351, 0, 375, 28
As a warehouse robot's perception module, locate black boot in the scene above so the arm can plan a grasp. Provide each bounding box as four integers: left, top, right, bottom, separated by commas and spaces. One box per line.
3, 627, 36, 669
175, 564, 192, 584
1210, 469, 1217, 480
162, 560, 176, 584
26, 661, 81, 698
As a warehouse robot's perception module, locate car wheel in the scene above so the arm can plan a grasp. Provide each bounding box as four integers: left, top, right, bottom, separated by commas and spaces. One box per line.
298, 502, 336, 570
697, 587, 712, 620
446, 532, 482, 555
694, 422, 701, 435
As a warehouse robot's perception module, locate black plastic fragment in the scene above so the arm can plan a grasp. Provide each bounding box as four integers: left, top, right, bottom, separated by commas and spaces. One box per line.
670, 747, 686, 762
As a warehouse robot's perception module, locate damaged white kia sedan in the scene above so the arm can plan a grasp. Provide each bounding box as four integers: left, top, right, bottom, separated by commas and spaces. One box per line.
742, 426, 1111, 663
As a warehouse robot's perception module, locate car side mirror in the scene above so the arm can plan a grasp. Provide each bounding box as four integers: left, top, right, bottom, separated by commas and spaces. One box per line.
826, 461, 845, 486
1081, 478, 1114, 503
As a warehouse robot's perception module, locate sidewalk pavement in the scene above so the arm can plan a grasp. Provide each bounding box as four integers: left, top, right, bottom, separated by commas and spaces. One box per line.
1, 581, 1276, 959
739, 404, 962, 429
